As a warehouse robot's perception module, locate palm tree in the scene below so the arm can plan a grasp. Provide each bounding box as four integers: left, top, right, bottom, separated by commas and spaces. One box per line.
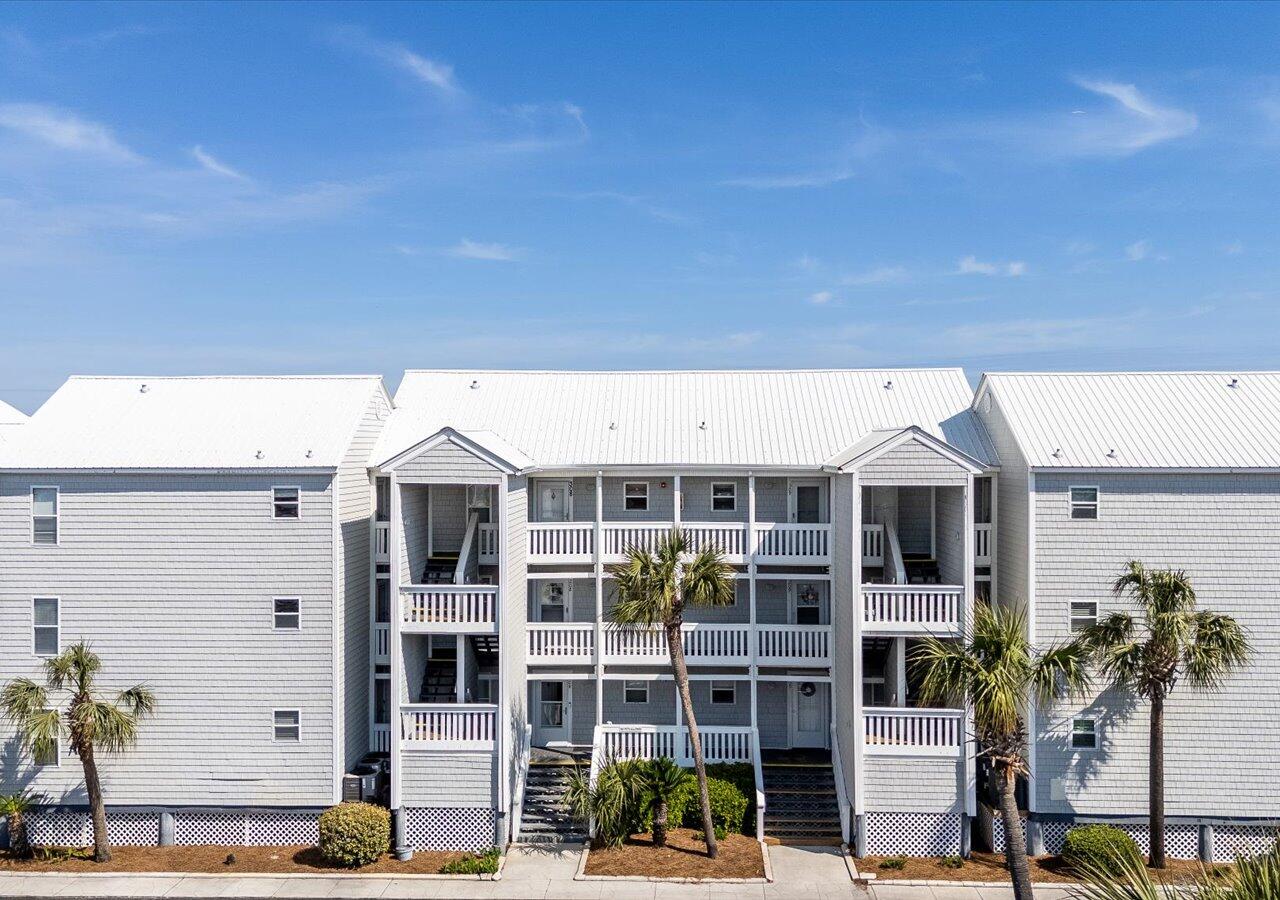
610, 527, 736, 859
0, 789, 41, 859
1, 643, 156, 863
1081, 562, 1249, 870
913, 603, 1091, 900
640, 756, 693, 848
1070, 838, 1280, 900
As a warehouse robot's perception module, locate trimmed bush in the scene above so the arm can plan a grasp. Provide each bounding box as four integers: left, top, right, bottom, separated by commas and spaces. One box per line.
439, 848, 500, 874
1062, 824, 1141, 875
318, 802, 390, 868
701, 777, 749, 836
705, 762, 756, 833
879, 856, 906, 870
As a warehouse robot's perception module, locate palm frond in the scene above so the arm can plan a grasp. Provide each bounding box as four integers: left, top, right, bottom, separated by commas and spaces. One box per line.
610, 548, 672, 627
73, 699, 140, 754
1183, 611, 1250, 690
680, 547, 736, 609
1080, 612, 1135, 654
24, 708, 62, 764
1066, 845, 1182, 900
44, 642, 101, 696
1031, 639, 1093, 706
0, 678, 49, 723
117, 684, 158, 719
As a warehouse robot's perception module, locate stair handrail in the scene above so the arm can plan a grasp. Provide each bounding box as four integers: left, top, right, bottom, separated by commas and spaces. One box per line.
587, 724, 606, 839
830, 722, 851, 844
454, 510, 480, 585
884, 522, 907, 585
751, 727, 766, 843
511, 722, 533, 841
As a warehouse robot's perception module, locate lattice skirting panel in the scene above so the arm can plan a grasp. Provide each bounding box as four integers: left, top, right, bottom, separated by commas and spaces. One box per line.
174, 810, 319, 846
404, 807, 496, 851
992, 816, 1199, 859
865, 812, 962, 857
1214, 825, 1279, 862
22, 811, 159, 847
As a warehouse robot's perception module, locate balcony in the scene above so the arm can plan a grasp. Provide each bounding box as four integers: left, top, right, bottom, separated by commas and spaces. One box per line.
594, 724, 755, 766
401, 703, 496, 751
862, 585, 963, 635
525, 622, 831, 666
526, 521, 831, 564
374, 521, 390, 563
974, 523, 992, 566
374, 623, 390, 663
401, 585, 498, 633
863, 707, 963, 757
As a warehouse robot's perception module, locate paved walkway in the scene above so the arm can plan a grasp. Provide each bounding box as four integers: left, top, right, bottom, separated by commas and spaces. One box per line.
0, 845, 1076, 899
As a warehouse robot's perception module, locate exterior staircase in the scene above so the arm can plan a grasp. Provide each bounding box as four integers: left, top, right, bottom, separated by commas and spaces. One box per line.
418, 658, 456, 703
420, 554, 459, 584
762, 760, 843, 845
518, 760, 586, 844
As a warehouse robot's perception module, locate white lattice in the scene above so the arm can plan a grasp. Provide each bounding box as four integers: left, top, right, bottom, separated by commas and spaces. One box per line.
174, 811, 247, 846
404, 807, 496, 851
1214, 825, 1279, 862
865, 812, 961, 857
20, 810, 159, 848
993, 817, 1198, 859
246, 812, 319, 846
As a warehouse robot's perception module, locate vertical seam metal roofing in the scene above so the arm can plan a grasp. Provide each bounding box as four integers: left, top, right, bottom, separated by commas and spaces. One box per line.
373, 369, 998, 469
977, 372, 1280, 469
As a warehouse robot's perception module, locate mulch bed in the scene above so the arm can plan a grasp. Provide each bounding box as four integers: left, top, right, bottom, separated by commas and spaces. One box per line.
860, 851, 1224, 883
0, 844, 487, 875
583, 828, 765, 879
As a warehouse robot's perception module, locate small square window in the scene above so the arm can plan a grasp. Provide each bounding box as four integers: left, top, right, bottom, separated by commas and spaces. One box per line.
273, 487, 300, 519
1071, 718, 1098, 750
274, 598, 300, 630
1069, 487, 1098, 520
623, 680, 649, 704
711, 482, 737, 512
1070, 601, 1098, 633
624, 482, 649, 512
33, 598, 59, 656
32, 487, 58, 544
710, 680, 736, 705
274, 709, 301, 742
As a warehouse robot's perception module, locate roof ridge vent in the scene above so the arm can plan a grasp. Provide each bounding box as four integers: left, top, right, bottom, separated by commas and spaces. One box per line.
608, 421, 617, 431
470, 379, 479, 390
883, 379, 893, 390
1106, 448, 1117, 458
255, 450, 265, 460
1052, 448, 1062, 459
698, 420, 707, 430
139, 383, 149, 394
1227, 377, 1239, 388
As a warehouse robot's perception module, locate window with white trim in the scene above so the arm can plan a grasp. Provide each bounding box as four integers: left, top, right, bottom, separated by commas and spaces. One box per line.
1069, 486, 1098, 520
1071, 718, 1098, 750
32, 487, 58, 544
272, 486, 300, 519
710, 680, 736, 704
33, 598, 59, 656
1070, 601, 1098, 633
624, 482, 649, 512
274, 598, 300, 630
623, 680, 649, 704
274, 709, 301, 742
711, 482, 737, 512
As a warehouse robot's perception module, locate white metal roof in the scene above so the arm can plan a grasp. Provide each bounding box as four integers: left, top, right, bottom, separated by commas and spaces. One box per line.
375, 369, 998, 469
977, 372, 1280, 469
1, 376, 387, 470
0, 399, 26, 425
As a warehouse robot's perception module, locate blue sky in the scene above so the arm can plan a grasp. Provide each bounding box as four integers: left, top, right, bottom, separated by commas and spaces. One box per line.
3, 1, 1280, 412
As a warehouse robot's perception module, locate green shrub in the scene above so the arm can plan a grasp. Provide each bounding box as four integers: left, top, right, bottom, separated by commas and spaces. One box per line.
940, 855, 964, 869
317, 802, 390, 868
879, 856, 906, 870
1061, 824, 1141, 875
700, 777, 749, 836
439, 848, 500, 874
705, 763, 756, 832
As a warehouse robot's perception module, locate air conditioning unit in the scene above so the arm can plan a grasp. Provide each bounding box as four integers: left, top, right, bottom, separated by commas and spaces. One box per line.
342, 764, 380, 802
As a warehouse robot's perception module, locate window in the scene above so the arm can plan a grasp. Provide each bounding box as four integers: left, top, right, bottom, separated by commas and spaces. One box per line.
272, 487, 300, 519
710, 681, 736, 705
711, 482, 737, 512
1070, 601, 1098, 633
273, 598, 300, 630
1069, 486, 1098, 520
273, 709, 301, 742
34, 714, 59, 767
624, 482, 649, 511
33, 598, 59, 656
32, 487, 58, 544
623, 680, 649, 704
1071, 718, 1098, 750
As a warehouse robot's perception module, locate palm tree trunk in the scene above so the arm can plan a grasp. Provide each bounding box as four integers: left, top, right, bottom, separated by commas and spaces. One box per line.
997, 765, 1034, 900
80, 741, 112, 863
1149, 690, 1166, 869
9, 810, 32, 860
668, 621, 718, 859
654, 798, 669, 848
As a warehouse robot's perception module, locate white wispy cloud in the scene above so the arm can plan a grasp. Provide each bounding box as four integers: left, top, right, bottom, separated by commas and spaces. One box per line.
1125, 239, 1151, 262
808, 291, 834, 305
327, 27, 462, 97
446, 239, 522, 262
841, 265, 909, 286
1064, 78, 1198, 156
956, 255, 1026, 277
1224, 241, 1244, 256
192, 145, 247, 180
0, 103, 141, 162
721, 169, 853, 190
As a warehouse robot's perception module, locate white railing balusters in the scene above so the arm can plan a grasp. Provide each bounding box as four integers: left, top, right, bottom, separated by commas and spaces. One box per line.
861, 585, 963, 633
400, 704, 497, 750
374, 521, 390, 563
862, 708, 963, 757
861, 524, 884, 565
401, 585, 498, 631
754, 523, 831, 561
755, 624, 831, 664
974, 523, 992, 565
597, 725, 753, 766
527, 623, 595, 662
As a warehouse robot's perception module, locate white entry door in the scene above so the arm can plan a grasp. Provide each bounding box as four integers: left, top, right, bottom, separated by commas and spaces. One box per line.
789, 682, 828, 748
536, 681, 571, 746
538, 481, 572, 521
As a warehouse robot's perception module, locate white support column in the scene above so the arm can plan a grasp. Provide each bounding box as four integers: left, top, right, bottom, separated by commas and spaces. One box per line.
389, 474, 403, 812
426, 484, 433, 559
850, 475, 866, 854
894, 637, 907, 706
1026, 472, 1038, 818
747, 474, 758, 728
456, 634, 466, 704
594, 472, 604, 727
989, 475, 999, 606
963, 473, 977, 819
930, 486, 937, 559
673, 474, 682, 528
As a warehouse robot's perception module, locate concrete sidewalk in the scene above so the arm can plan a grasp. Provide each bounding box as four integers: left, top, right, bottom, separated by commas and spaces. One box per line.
0, 844, 1076, 899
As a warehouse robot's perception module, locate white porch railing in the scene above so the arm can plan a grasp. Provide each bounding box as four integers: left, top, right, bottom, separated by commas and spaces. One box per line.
527, 623, 595, 663
478, 523, 499, 563
601, 624, 750, 664
756, 624, 830, 665
682, 522, 749, 559
601, 523, 671, 558
371, 722, 391, 754
401, 585, 498, 631
374, 521, 390, 563
528, 522, 594, 562
975, 523, 992, 566
863, 708, 963, 757
401, 703, 496, 750
373, 623, 390, 662
754, 523, 831, 561
862, 524, 884, 566
595, 724, 754, 766
862, 585, 963, 633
